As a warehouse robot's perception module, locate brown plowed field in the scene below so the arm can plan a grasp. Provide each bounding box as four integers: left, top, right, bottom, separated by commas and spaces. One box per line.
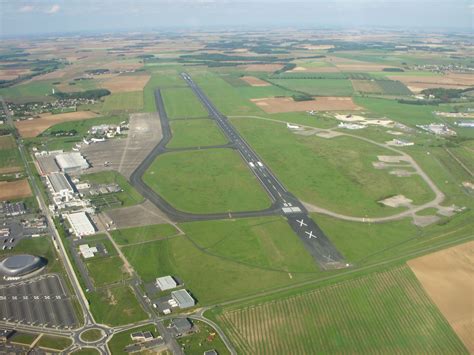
15, 111, 99, 137
0, 179, 32, 201
241, 76, 270, 87
101, 74, 151, 93
389, 73, 474, 93
251, 96, 361, 113
408, 241, 474, 353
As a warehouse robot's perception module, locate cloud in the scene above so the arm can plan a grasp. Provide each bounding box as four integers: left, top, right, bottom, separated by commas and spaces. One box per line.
19, 5, 34, 13
45, 4, 60, 14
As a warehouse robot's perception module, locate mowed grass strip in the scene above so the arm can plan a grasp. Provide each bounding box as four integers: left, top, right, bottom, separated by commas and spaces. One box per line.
111, 223, 178, 246
217, 266, 468, 354
143, 149, 271, 214
102, 91, 143, 112
36, 335, 72, 351
231, 118, 434, 217
168, 119, 228, 148
162, 87, 208, 119
122, 217, 320, 305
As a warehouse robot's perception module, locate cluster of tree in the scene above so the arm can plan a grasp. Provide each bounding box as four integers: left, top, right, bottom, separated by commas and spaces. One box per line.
84, 69, 109, 75
397, 99, 440, 105
53, 89, 111, 100
273, 63, 296, 75
420, 87, 473, 102
382, 68, 404, 72
292, 93, 314, 101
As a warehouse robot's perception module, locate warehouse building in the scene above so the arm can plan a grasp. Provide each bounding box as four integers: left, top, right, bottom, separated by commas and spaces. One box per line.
46, 172, 75, 202
171, 289, 195, 309
66, 211, 96, 237
156, 276, 178, 291
55, 152, 89, 174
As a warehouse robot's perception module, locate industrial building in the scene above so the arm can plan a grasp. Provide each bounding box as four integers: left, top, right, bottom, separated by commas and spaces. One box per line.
65, 212, 96, 237
78, 244, 98, 259
0, 254, 47, 279
171, 289, 195, 309
156, 276, 178, 291
55, 152, 89, 174
46, 172, 75, 202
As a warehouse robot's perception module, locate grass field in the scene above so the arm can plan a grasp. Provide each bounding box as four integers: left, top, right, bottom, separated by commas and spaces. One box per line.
176, 319, 229, 355
85, 255, 130, 287
231, 117, 434, 217
107, 324, 158, 355
143, 71, 188, 112
102, 91, 143, 112
37, 335, 72, 351
0, 80, 55, 102
41, 115, 124, 137
10, 332, 38, 346
168, 119, 228, 148
81, 171, 144, 209
80, 329, 103, 342
123, 216, 320, 304
214, 266, 467, 354
162, 87, 208, 119
87, 285, 147, 326
71, 348, 100, 355
110, 223, 178, 246
0, 135, 22, 172
269, 78, 354, 96
143, 148, 271, 214
352, 79, 412, 95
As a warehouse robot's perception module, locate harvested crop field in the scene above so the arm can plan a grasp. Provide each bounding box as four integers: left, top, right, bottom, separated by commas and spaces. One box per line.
336, 63, 402, 71
251, 96, 361, 113
101, 74, 150, 93
408, 241, 474, 352
0, 135, 15, 149
289, 66, 341, 73
0, 179, 32, 200
240, 76, 270, 87
389, 73, 474, 93
352, 79, 381, 93
217, 266, 466, 354
242, 64, 283, 72
15, 111, 99, 137
0, 68, 31, 81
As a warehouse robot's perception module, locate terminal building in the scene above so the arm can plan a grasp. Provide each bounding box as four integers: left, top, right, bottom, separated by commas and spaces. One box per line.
55, 152, 89, 174
65, 212, 96, 237
0, 254, 47, 280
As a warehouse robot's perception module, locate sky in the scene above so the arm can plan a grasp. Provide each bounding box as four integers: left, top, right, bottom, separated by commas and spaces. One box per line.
0, 0, 472, 37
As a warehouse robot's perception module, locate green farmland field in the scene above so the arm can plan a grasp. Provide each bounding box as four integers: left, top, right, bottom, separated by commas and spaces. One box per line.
269, 78, 354, 96
168, 118, 228, 148
0, 135, 22, 170
102, 91, 143, 112
231, 117, 434, 217
215, 266, 467, 354
143, 148, 271, 214
123, 216, 320, 304
162, 87, 208, 119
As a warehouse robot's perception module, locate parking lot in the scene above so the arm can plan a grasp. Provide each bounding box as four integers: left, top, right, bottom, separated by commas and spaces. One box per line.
0, 274, 77, 329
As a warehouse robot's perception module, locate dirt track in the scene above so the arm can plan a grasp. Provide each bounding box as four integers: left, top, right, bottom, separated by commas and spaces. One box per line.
408, 241, 474, 353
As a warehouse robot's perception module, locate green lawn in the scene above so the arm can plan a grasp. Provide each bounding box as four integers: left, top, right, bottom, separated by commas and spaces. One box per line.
110, 223, 178, 246
37, 335, 72, 351
269, 78, 354, 96
162, 87, 208, 119
11, 332, 38, 346
168, 119, 228, 148
123, 216, 320, 305
176, 320, 229, 355
71, 348, 100, 355
107, 324, 158, 355
102, 91, 143, 112
81, 171, 144, 209
231, 117, 434, 217
80, 329, 103, 342
41, 115, 124, 137
87, 285, 147, 326
143, 148, 271, 214
143, 71, 188, 112
214, 266, 467, 354
85, 256, 130, 287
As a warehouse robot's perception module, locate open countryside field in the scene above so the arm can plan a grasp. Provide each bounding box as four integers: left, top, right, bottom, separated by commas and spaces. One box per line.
215, 266, 467, 354
111, 223, 178, 246
168, 118, 228, 148
241, 76, 270, 86
123, 216, 320, 304
408, 241, 474, 352
388, 73, 474, 92
0, 179, 32, 200
15, 111, 99, 138
101, 74, 150, 93
251, 96, 360, 113
143, 149, 271, 214
0, 135, 22, 173
102, 91, 143, 112
269, 78, 354, 96
231, 117, 434, 217
161, 87, 208, 119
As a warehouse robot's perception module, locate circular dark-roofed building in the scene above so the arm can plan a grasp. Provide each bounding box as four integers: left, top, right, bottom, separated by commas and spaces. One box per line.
0, 254, 47, 279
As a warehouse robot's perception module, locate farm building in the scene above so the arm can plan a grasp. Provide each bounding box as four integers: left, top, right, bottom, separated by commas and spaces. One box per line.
55, 152, 89, 174
171, 289, 195, 309
66, 211, 96, 237
156, 276, 178, 291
